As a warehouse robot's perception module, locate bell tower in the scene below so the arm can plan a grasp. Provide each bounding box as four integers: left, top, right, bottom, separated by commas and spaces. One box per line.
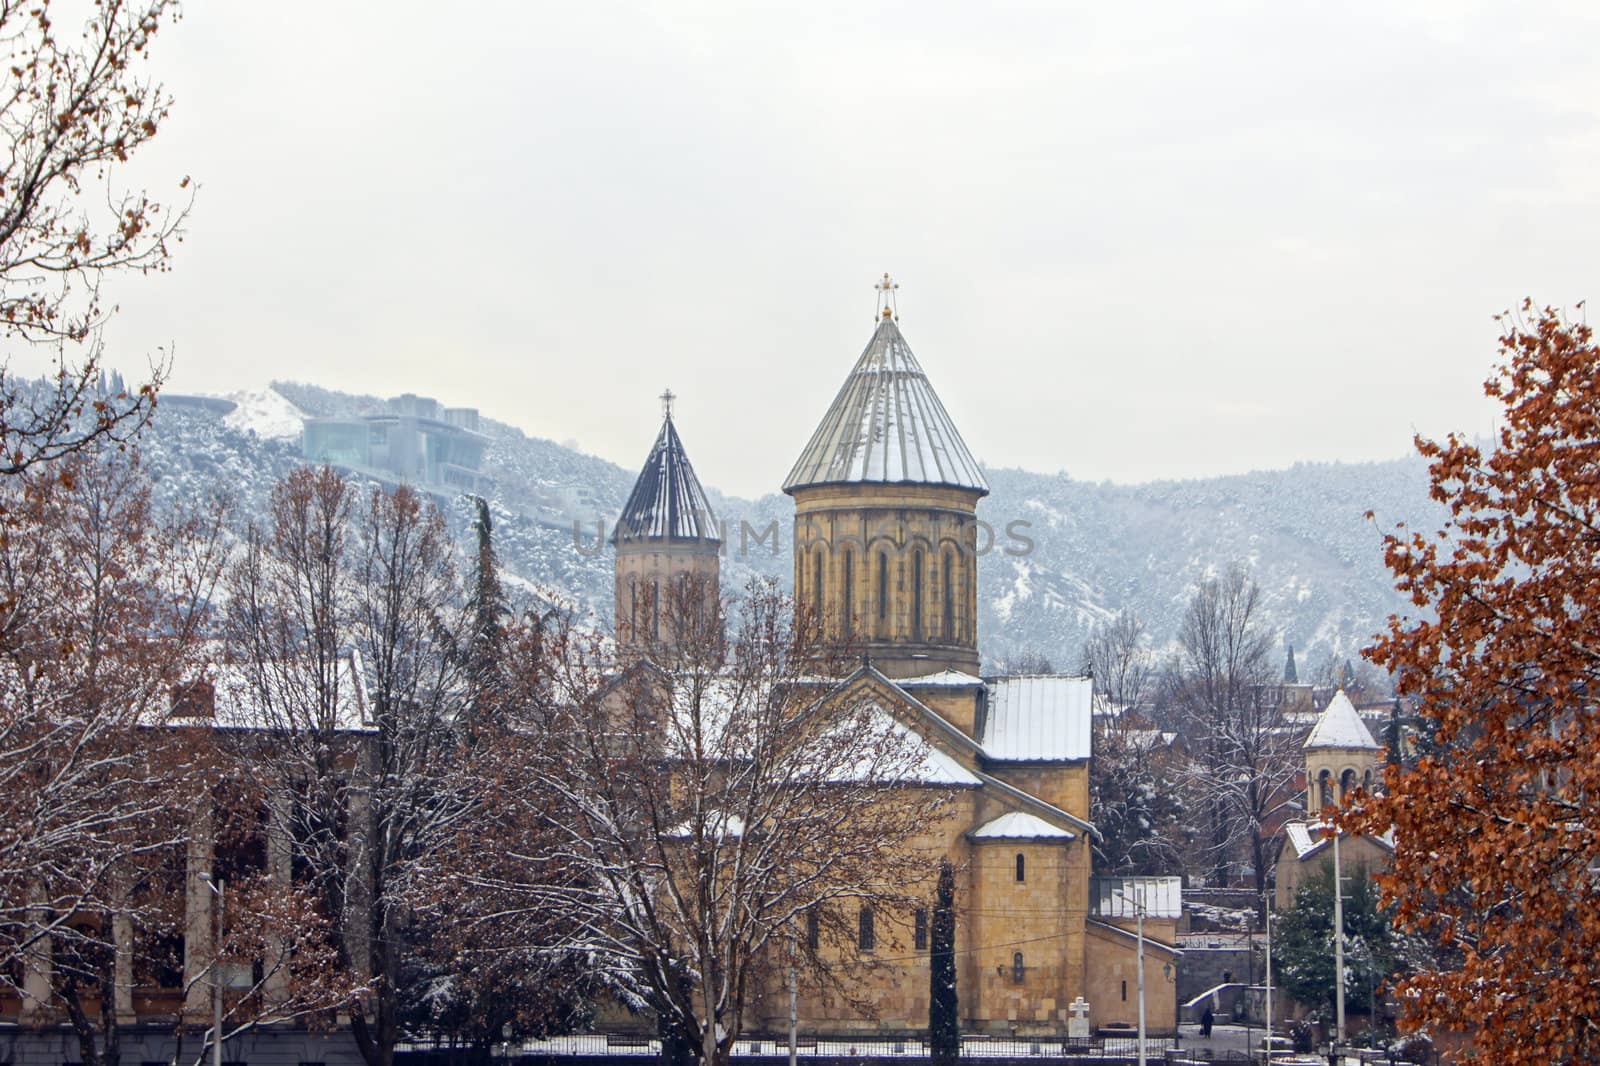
783, 276, 987, 679
613, 391, 721, 658
1304, 689, 1380, 813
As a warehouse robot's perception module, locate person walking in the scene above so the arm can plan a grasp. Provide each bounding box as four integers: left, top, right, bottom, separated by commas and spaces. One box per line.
1200, 1007, 1214, 1039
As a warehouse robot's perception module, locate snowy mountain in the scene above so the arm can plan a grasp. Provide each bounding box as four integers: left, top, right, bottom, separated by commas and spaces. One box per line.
137, 383, 1440, 668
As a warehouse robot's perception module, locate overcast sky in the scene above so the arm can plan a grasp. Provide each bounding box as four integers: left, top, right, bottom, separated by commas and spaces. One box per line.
73, 1, 1600, 498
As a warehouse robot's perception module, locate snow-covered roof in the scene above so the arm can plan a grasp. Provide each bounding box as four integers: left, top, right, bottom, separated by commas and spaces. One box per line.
1304, 689, 1379, 751
824, 704, 983, 787
1091, 876, 1184, 920
163, 653, 374, 733
783, 316, 988, 495
613, 414, 720, 545
1284, 821, 1325, 858
666, 811, 746, 839
980, 675, 1093, 761
969, 811, 1075, 840
898, 669, 985, 688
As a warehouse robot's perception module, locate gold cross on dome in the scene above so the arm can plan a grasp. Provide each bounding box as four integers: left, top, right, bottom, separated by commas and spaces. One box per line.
875, 272, 899, 320
660, 388, 676, 419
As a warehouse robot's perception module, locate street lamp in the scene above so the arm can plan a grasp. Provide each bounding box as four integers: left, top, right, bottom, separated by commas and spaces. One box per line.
198, 873, 224, 1066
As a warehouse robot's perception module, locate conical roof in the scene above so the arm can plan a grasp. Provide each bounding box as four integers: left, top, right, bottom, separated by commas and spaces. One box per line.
783, 314, 988, 495
1304, 689, 1379, 750
613, 414, 720, 545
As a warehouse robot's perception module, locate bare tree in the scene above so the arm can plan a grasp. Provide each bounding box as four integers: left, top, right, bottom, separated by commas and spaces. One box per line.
0, 445, 227, 1065
222, 469, 485, 1066
1082, 610, 1181, 874
479, 578, 955, 1066
1167, 566, 1299, 898
0, 0, 193, 475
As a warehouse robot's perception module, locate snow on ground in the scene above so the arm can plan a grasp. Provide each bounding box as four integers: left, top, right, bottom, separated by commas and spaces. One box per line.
222, 386, 306, 441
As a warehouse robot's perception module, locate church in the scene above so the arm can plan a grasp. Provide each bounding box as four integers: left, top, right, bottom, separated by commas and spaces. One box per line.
610, 279, 1181, 1037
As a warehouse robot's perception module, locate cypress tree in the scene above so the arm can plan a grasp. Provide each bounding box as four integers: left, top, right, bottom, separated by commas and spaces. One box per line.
1283, 643, 1298, 684
930, 859, 959, 1065
464, 495, 508, 726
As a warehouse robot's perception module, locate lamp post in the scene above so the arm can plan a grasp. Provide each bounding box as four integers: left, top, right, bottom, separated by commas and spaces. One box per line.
1332, 831, 1345, 1051
198, 873, 224, 1066
1134, 883, 1146, 1066
1264, 906, 1274, 1062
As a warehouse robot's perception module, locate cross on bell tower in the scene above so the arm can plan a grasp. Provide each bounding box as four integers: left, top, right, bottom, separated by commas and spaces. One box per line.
875, 272, 899, 321
660, 388, 676, 420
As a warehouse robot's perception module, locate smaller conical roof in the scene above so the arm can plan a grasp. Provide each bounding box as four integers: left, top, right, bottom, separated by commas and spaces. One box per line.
783, 314, 988, 495
1304, 689, 1379, 750
613, 413, 720, 545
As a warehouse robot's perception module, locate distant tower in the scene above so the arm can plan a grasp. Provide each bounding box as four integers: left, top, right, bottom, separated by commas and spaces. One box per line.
1303, 689, 1380, 814
613, 391, 721, 657
783, 276, 988, 678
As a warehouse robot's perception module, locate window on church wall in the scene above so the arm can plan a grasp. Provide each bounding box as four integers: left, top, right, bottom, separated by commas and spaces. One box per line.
914, 908, 929, 951
912, 550, 924, 640
1012, 952, 1025, 983
841, 551, 854, 639
813, 549, 825, 609
806, 907, 820, 950
943, 551, 955, 640
877, 552, 889, 624
1121, 980, 1127, 1001
1318, 770, 1334, 810
1363, 769, 1373, 794
650, 580, 660, 642
858, 907, 875, 951
1341, 768, 1358, 800
1015, 853, 1026, 882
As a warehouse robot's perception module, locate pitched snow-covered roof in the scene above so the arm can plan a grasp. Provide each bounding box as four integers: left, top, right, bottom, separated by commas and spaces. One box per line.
1284, 821, 1324, 859
1091, 876, 1184, 920
162, 653, 375, 733
1304, 689, 1380, 751
969, 811, 1075, 840
824, 704, 982, 787
613, 414, 720, 545
898, 669, 985, 688
783, 315, 988, 495
980, 675, 1093, 762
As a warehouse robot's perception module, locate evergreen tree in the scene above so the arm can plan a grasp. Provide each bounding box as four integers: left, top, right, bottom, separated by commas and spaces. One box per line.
929, 859, 960, 1066
1283, 643, 1298, 684
1271, 861, 1399, 1020
464, 495, 509, 723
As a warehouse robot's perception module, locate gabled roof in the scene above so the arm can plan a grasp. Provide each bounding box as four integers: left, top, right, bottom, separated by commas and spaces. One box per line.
970, 811, 1075, 841
613, 413, 720, 545
980, 675, 1093, 762
783, 315, 988, 495
1304, 689, 1380, 751
824, 705, 982, 787
1282, 819, 1395, 861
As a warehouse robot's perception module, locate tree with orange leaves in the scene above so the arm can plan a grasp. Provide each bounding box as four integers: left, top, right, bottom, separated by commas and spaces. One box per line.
1353, 301, 1600, 1063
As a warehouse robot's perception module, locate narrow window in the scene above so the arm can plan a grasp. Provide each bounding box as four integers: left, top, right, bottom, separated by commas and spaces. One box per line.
858, 907, 875, 951
914, 908, 929, 951
1318, 770, 1334, 810
1015, 853, 1026, 882
1012, 952, 1025, 983
912, 550, 924, 640
806, 908, 819, 950
1340, 768, 1358, 800
650, 580, 660, 641
1121, 980, 1127, 1001
877, 552, 889, 621
943, 551, 955, 639
813, 549, 824, 607
841, 551, 854, 639
1363, 769, 1373, 794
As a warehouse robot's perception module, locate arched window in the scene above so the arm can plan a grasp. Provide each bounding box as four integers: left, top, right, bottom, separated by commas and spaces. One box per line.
813, 549, 825, 607
914, 908, 929, 951
1318, 770, 1334, 810
912, 550, 924, 640
841, 550, 854, 639
1340, 768, 1359, 800
1015, 853, 1026, 882
943, 551, 955, 639
1012, 952, 1025, 983
877, 552, 889, 623
858, 907, 875, 951
650, 580, 660, 642
806, 907, 820, 950
1363, 769, 1373, 794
